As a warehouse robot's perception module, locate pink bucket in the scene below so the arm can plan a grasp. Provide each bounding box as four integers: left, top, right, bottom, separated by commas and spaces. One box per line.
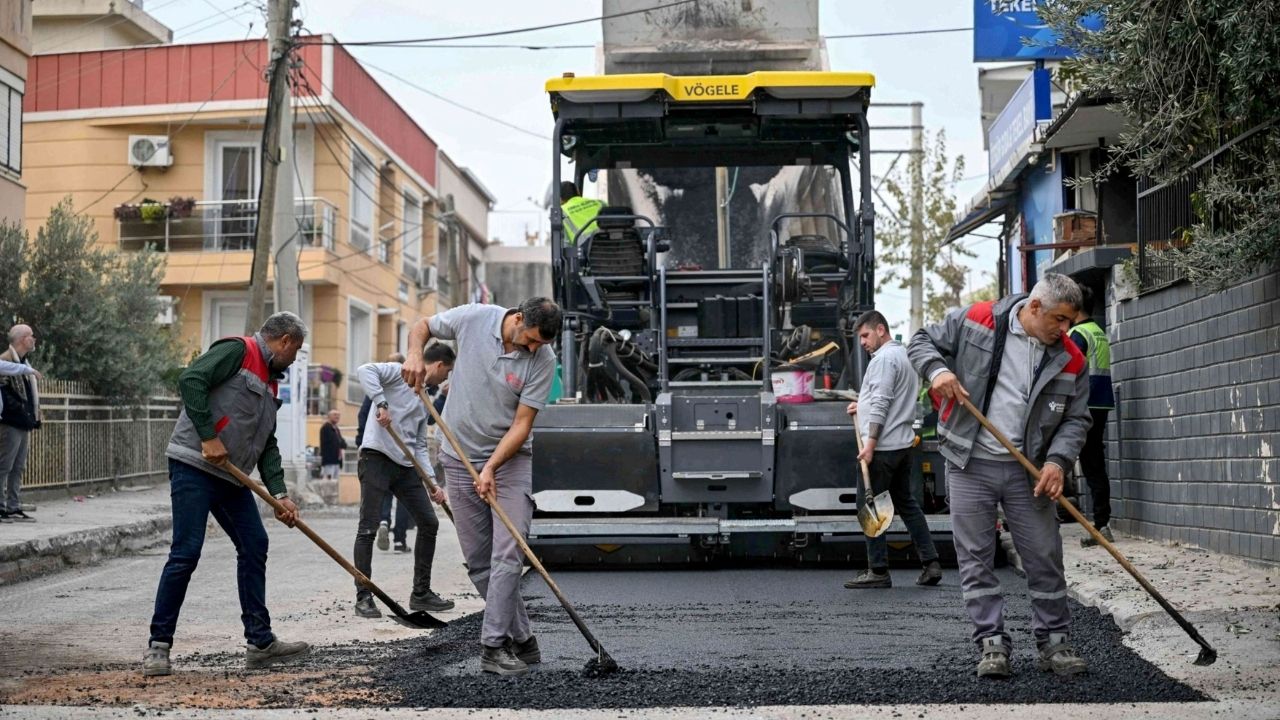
772, 369, 814, 404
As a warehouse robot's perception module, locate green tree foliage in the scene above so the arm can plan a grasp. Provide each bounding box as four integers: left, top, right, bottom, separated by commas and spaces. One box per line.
0, 199, 180, 404
875, 130, 973, 323
1041, 0, 1280, 288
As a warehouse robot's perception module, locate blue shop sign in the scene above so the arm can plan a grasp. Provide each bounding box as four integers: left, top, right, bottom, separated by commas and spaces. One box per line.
974, 0, 1103, 62
987, 68, 1050, 185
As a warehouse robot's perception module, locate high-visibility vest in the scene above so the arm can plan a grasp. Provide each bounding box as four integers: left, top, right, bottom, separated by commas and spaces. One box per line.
562, 197, 604, 244
1069, 319, 1114, 409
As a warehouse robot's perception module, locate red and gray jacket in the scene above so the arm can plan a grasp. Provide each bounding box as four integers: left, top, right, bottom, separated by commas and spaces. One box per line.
166, 334, 281, 486
906, 294, 1092, 473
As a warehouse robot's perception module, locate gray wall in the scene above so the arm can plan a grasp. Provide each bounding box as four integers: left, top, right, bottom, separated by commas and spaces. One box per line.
1107, 269, 1280, 563
486, 264, 552, 309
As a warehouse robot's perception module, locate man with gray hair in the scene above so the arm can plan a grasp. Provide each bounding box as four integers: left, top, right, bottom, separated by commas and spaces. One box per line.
144, 312, 312, 677
908, 273, 1092, 679
0, 325, 41, 522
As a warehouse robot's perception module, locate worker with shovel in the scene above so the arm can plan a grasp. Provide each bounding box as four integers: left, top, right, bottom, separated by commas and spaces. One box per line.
402, 297, 561, 677
907, 274, 1092, 679
144, 312, 312, 677
351, 343, 457, 619
843, 310, 942, 589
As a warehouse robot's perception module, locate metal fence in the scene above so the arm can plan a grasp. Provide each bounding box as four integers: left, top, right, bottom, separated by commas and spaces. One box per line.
21, 380, 181, 491
1137, 122, 1276, 290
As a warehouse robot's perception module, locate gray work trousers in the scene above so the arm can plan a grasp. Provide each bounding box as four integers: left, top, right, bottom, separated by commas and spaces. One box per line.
0, 424, 30, 513
441, 452, 534, 649
948, 456, 1070, 648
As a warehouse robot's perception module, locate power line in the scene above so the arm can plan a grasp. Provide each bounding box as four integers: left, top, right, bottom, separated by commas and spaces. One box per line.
28, 3, 257, 98
36, 0, 187, 54
356, 42, 593, 51
305, 0, 696, 47
290, 83, 447, 276
826, 27, 972, 40
357, 60, 550, 141
80, 43, 259, 216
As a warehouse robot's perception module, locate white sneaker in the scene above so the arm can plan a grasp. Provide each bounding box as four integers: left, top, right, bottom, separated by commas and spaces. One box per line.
142, 641, 171, 677
376, 521, 390, 551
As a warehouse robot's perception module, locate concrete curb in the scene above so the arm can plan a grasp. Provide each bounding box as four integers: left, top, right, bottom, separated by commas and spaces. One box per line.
0, 516, 172, 586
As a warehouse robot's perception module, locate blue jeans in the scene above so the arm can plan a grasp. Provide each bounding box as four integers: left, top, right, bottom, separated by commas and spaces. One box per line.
149, 459, 274, 648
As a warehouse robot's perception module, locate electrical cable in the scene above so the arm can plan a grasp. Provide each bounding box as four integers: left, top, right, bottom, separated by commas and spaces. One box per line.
358, 61, 550, 141
28, 3, 258, 99
305, 0, 696, 47
80, 43, 259, 215
826, 27, 972, 40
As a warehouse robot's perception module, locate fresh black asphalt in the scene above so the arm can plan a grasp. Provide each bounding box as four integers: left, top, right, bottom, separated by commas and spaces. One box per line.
367, 567, 1207, 708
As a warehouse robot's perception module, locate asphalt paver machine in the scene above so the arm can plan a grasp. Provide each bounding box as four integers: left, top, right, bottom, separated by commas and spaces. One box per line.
531, 71, 952, 563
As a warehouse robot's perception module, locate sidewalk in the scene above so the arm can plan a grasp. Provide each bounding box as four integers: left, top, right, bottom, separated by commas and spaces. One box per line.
0, 485, 173, 586
1060, 523, 1280, 709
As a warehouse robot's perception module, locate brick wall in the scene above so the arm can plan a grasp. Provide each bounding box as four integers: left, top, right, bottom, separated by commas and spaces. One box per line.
1106, 269, 1280, 563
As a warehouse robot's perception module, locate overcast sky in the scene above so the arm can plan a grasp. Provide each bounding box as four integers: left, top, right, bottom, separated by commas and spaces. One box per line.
151, 0, 1000, 329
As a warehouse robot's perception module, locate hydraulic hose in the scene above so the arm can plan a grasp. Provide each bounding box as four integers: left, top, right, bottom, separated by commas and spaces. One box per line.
606, 343, 652, 403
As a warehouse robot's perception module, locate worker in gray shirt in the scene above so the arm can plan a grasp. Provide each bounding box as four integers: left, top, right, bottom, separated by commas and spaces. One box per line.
843, 310, 941, 590
401, 297, 560, 677
352, 344, 457, 620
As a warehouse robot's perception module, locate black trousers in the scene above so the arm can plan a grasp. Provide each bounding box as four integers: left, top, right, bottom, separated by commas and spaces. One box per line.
354, 450, 440, 598
864, 446, 938, 570
1079, 408, 1111, 528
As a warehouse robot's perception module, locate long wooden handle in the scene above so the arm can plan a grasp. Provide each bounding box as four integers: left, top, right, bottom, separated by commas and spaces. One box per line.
955, 394, 1217, 661
384, 421, 455, 523
416, 387, 611, 659
220, 460, 405, 612
851, 411, 874, 493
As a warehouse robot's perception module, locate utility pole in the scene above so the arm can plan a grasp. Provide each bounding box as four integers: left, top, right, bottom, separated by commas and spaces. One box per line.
908, 102, 924, 334
247, 0, 314, 502
246, 0, 295, 332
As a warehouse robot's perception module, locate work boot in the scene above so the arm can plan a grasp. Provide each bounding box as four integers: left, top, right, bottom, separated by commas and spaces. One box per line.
245, 639, 310, 670
917, 560, 943, 586
1080, 525, 1115, 548
480, 643, 529, 676
1037, 633, 1088, 676
976, 636, 1011, 679
376, 521, 390, 551
843, 569, 892, 589
510, 635, 542, 664
354, 594, 382, 618
142, 641, 171, 677
409, 589, 455, 612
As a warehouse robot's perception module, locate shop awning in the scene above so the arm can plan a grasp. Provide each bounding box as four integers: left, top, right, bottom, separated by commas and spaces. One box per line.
946, 192, 1013, 244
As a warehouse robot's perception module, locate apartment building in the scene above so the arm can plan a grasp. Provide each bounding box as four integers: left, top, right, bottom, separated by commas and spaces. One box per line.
22, 35, 492, 445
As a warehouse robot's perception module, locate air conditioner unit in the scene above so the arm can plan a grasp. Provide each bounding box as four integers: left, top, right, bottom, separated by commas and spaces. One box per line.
418, 265, 439, 293
155, 295, 177, 325
128, 135, 173, 168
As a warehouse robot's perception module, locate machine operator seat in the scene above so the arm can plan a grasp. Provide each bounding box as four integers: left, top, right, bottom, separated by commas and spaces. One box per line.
581, 206, 647, 300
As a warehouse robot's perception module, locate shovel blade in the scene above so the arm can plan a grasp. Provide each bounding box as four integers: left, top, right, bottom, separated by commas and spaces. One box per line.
387, 608, 448, 630
858, 491, 896, 538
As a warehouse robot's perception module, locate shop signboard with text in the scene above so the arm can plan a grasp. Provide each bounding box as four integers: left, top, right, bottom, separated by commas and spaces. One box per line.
974, 0, 1103, 62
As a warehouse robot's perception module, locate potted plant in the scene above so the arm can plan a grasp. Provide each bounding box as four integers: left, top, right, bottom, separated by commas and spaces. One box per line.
138, 199, 166, 223
167, 196, 197, 219
113, 204, 142, 222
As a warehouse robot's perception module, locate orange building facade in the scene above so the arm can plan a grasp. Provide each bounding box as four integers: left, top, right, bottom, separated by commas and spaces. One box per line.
22, 36, 484, 446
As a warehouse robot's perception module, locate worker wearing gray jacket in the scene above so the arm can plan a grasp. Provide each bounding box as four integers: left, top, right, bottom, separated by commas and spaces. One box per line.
352, 348, 456, 619
843, 310, 941, 589
907, 273, 1091, 679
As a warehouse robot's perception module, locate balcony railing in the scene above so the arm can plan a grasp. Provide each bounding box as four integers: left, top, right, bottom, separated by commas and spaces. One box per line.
118, 197, 337, 253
